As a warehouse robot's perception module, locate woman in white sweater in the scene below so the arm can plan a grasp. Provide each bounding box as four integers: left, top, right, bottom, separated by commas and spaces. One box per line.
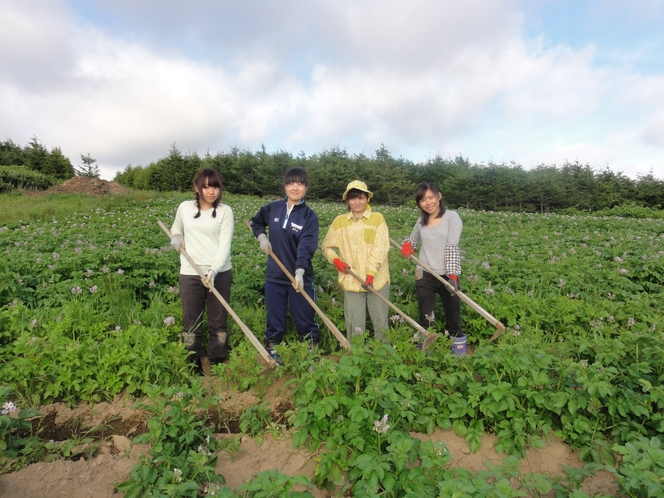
170, 168, 234, 374
401, 182, 464, 352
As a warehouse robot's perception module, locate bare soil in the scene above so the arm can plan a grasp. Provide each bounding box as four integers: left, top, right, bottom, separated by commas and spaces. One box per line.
0, 373, 619, 498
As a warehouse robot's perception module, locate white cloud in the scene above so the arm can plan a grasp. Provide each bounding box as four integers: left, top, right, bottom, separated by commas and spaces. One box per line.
0, 0, 662, 180
0, 0, 76, 90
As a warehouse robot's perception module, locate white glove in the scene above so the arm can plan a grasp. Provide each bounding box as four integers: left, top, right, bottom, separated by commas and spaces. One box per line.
293, 268, 305, 291
171, 234, 184, 251
257, 234, 272, 255
202, 269, 217, 288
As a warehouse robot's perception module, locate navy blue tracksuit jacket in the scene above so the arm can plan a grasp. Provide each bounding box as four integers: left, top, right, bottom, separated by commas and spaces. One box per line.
250, 198, 319, 286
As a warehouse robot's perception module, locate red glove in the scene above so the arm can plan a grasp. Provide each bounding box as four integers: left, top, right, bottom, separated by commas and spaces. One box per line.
448, 274, 460, 294
333, 258, 350, 273
401, 241, 415, 258
364, 275, 374, 288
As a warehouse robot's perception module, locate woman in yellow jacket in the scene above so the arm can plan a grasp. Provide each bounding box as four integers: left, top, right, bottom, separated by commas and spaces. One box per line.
321, 181, 390, 342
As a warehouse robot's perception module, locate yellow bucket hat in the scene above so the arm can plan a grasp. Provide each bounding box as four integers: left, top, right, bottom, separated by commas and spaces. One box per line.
342, 180, 373, 201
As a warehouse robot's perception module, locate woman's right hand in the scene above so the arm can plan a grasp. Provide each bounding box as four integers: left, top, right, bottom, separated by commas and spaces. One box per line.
400, 241, 414, 258
171, 234, 184, 251
333, 258, 350, 273
257, 234, 272, 255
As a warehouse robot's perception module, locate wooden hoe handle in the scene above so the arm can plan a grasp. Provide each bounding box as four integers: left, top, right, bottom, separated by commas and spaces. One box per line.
158, 221, 276, 367
244, 220, 351, 352
389, 237, 506, 342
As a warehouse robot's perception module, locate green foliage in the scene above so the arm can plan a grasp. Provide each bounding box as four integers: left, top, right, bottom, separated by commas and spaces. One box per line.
116, 383, 225, 498
235, 469, 315, 497
0, 386, 42, 467
0, 166, 59, 192
76, 153, 100, 178
2, 191, 664, 494
0, 291, 191, 405
113, 144, 664, 211
607, 436, 664, 497
239, 402, 273, 440
0, 189, 167, 225
591, 201, 664, 219
213, 342, 271, 392
0, 137, 75, 181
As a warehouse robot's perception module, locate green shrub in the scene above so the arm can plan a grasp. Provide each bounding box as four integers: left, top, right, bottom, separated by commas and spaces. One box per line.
0, 166, 58, 192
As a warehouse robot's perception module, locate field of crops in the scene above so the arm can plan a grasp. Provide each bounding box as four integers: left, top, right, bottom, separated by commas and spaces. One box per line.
1, 191, 663, 497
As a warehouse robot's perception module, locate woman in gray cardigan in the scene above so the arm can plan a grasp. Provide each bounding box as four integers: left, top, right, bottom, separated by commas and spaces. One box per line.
401, 182, 465, 352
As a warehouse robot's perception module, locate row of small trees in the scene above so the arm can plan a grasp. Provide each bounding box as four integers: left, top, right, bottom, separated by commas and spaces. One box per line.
114, 144, 664, 212
0, 138, 100, 187
3, 137, 662, 212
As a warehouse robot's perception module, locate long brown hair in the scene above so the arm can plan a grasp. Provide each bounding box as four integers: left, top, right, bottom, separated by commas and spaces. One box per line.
415, 182, 445, 226
193, 168, 223, 218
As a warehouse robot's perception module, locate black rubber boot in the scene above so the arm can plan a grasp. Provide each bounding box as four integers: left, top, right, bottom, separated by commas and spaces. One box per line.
188, 355, 204, 376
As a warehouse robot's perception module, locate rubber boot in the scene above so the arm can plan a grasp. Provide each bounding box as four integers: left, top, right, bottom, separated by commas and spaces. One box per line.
451, 334, 467, 357
208, 332, 228, 367
188, 355, 204, 376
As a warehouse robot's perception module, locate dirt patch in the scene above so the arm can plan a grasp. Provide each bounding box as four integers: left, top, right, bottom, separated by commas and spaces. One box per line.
0, 451, 144, 498
29, 392, 149, 442
216, 432, 324, 496
0, 426, 620, 498
0, 380, 619, 497
412, 429, 619, 496
35, 176, 131, 196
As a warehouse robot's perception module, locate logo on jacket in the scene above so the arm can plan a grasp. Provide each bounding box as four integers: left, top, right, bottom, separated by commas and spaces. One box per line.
273, 218, 279, 223
290, 222, 303, 231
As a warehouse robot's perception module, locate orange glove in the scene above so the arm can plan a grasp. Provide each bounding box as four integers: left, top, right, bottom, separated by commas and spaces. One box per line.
333, 258, 350, 273
401, 241, 415, 258
364, 275, 374, 288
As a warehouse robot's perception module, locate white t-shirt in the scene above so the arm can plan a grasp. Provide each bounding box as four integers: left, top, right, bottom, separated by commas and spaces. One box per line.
171, 200, 234, 275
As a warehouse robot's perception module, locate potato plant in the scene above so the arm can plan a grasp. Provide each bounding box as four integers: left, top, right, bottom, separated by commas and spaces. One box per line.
1, 193, 663, 496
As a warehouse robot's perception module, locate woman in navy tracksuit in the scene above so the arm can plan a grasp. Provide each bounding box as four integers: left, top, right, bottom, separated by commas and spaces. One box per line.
250, 168, 320, 360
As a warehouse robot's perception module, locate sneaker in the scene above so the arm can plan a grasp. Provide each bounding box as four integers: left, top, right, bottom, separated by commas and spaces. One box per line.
266, 347, 283, 366
307, 339, 319, 354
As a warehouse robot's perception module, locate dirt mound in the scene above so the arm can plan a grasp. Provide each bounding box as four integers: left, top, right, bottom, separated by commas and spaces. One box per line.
45, 176, 131, 196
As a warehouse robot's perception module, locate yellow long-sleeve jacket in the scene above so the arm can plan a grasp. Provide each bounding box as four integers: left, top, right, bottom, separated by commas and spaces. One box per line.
321, 207, 390, 293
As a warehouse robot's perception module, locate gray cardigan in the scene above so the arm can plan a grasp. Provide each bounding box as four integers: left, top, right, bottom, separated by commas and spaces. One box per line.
408, 210, 462, 275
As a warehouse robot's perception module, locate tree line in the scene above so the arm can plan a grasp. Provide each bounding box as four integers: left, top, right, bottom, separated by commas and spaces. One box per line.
2, 137, 662, 212
0, 138, 101, 192
0, 137, 75, 180
114, 144, 664, 212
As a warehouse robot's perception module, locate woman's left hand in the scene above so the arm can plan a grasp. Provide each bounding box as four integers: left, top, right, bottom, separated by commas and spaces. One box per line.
202, 269, 217, 287
447, 275, 460, 295
293, 268, 305, 291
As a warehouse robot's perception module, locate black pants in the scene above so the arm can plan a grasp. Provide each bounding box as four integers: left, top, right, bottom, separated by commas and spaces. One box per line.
179, 270, 232, 361
415, 271, 463, 338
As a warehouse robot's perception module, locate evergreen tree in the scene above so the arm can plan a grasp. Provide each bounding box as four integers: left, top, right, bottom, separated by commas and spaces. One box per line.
49, 147, 75, 179
24, 136, 49, 174
76, 153, 100, 178
0, 139, 25, 166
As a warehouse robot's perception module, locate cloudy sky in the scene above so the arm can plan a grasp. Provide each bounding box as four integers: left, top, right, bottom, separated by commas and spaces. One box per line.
2, 0, 663, 181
